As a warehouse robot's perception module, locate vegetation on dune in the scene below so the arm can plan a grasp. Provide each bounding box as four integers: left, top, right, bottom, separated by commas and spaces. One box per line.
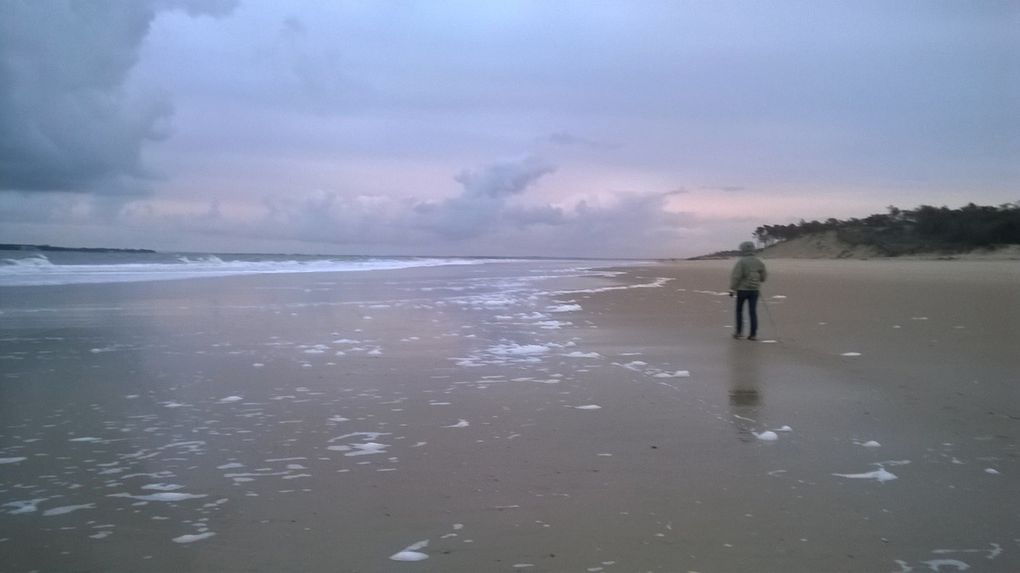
753, 202, 1020, 255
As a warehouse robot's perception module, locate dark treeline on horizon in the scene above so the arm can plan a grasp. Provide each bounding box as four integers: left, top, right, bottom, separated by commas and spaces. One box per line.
0, 244, 156, 254
754, 202, 1020, 254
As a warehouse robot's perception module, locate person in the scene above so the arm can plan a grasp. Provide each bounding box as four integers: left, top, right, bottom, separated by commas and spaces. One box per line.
729, 241, 767, 340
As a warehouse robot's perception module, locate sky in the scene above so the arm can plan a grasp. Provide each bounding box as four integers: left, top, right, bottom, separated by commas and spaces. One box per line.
1, 1, 1017, 258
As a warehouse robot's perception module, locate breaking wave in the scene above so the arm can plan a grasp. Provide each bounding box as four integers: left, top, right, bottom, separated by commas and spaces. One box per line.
0, 252, 494, 287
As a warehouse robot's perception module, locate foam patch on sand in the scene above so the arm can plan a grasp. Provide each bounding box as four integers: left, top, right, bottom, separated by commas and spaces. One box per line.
339, 442, 387, 456
614, 361, 691, 380
455, 341, 566, 367
921, 559, 970, 571
173, 532, 216, 544
833, 461, 908, 483
894, 543, 1005, 572
693, 289, 731, 296
390, 539, 429, 561
42, 503, 96, 516
833, 468, 898, 482
3, 499, 48, 515
141, 483, 185, 491
652, 370, 691, 378
328, 431, 392, 456
535, 320, 569, 329
488, 343, 551, 356
615, 360, 647, 371
551, 277, 672, 295
109, 492, 208, 502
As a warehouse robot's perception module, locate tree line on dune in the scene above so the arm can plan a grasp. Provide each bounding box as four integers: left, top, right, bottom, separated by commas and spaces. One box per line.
753, 202, 1020, 255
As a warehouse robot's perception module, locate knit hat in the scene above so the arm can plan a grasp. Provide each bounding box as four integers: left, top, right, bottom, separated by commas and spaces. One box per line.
739, 241, 756, 253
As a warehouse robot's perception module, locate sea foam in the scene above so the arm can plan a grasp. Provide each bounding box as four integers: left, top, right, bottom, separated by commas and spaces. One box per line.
0, 253, 493, 287
390, 539, 429, 561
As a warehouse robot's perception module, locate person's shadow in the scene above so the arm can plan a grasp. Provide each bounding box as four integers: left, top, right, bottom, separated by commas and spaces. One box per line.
728, 340, 762, 442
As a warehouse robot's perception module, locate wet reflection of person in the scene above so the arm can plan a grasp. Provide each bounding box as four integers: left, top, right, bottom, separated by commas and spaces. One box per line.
727, 339, 762, 442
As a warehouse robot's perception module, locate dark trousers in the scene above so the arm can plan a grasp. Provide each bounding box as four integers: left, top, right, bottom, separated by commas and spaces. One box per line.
735, 290, 759, 337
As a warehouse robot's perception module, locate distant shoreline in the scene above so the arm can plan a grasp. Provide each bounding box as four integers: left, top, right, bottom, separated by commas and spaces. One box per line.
0, 243, 156, 254
686, 231, 1020, 261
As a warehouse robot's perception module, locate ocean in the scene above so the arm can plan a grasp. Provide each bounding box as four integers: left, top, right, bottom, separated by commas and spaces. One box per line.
0, 250, 550, 287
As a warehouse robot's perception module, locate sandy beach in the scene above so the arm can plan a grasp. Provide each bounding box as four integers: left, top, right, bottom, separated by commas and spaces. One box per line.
1, 259, 1018, 572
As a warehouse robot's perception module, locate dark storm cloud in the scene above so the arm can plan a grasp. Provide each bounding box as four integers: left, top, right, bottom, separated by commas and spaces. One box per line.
0, 0, 236, 193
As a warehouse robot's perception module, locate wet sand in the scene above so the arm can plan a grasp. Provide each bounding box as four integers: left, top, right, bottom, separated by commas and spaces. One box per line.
1, 260, 1018, 572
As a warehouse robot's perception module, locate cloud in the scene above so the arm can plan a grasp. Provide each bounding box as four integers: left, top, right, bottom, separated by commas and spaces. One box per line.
557, 192, 696, 254
211, 155, 694, 256
261, 14, 376, 115
0, 152, 702, 256
453, 155, 557, 199
410, 156, 558, 240
258, 190, 417, 246
0, 0, 236, 194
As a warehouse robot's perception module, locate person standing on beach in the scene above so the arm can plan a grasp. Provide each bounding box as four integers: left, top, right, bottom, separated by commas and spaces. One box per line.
730, 241, 767, 340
